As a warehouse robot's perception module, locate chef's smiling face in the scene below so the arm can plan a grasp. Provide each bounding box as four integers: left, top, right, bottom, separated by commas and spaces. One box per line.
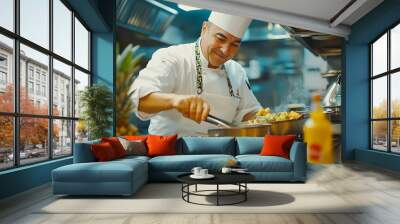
200, 22, 241, 68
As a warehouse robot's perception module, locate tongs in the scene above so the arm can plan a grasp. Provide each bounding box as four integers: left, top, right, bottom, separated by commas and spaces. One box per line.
205, 114, 233, 128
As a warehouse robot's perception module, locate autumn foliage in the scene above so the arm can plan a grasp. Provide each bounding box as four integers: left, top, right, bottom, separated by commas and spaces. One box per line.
0, 84, 59, 150
372, 99, 400, 141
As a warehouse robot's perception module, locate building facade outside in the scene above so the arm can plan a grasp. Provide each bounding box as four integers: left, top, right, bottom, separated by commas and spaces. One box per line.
0, 41, 83, 168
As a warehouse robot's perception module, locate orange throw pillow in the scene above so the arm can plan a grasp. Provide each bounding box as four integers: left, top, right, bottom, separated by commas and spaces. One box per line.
101, 137, 126, 158
260, 135, 296, 159
91, 142, 117, 161
146, 135, 177, 157
124, 135, 148, 141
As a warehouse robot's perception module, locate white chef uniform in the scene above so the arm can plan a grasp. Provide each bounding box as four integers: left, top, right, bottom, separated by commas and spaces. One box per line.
130, 12, 262, 136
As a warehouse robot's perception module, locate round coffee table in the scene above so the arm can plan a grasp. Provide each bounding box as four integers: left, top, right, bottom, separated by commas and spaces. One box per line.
177, 173, 255, 206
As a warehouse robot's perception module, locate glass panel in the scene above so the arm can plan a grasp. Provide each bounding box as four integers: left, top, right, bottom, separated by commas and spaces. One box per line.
20, 44, 49, 115
20, 117, 49, 165
74, 17, 89, 70
372, 33, 387, 76
53, 119, 72, 158
53, 59, 72, 117
20, 0, 49, 49
0, 0, 14, 31
53, 0, 72, 60
372, 121, 388, 151
391, 72, 400, 118
372, 76, 387, 119
391, 120, 400, 153
75, 120, 88, 143
0, 116, 13, 170
0, 34, 14, 112
74, 69, 89, 118
391, 24, 400, 70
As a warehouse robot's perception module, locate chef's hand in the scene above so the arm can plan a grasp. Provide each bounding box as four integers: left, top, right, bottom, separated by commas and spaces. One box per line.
171, 95, 210, 123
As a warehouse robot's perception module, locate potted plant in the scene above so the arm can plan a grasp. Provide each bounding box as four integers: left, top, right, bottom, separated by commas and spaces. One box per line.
79, 84, 113, 140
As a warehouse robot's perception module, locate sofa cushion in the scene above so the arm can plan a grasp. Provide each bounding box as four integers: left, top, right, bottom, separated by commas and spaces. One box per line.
179, 137, 235, 155
147, 135, 178, 157
236, 155, 293, 172
91, 142, 118, 161
236, 137, 263, 155
149, 154, 235, 172
73, 139, 100, 163
123, 135, 148, 141
52, 159, 147, 183
260, 135, 296, 159
114, 155, 150, 164
101, 137, 127, 158
118, 138, 147, 156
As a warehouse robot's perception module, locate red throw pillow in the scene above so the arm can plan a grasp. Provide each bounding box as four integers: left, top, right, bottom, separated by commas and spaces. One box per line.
260, 135, 296, 159
146, 135, 177, 157
101, 137, 126, 158
124, 135, 148, 141
91, 142, 117, 161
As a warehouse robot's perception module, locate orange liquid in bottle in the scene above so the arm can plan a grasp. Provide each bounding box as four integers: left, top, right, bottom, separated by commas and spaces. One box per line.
303, 94, 334, 164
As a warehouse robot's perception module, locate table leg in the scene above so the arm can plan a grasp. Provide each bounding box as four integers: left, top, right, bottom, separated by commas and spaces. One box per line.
245, 183, 247, 201
195, 184, 197, 192
187, 184, 190, 202
217, 184, 219, 206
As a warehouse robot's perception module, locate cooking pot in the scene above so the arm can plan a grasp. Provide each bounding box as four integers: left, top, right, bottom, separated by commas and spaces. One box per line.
206, 115, 305, 137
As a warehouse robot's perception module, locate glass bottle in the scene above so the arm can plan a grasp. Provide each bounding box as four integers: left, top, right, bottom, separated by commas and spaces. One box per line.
303, 94, 334, 164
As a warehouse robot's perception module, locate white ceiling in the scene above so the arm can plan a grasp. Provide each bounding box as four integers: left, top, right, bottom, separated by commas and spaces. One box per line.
168, 0, 384, 38
227, 0, 353, 22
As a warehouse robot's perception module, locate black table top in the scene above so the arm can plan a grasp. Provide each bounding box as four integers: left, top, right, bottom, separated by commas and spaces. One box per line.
177, 172, 255, 185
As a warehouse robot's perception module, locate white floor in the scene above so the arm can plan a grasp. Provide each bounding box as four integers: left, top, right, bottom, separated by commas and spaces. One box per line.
1, 162, 400, 224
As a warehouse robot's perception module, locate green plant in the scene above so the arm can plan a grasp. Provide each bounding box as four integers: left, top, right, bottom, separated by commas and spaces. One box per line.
79, 84, 113, 140
116, 43, 144, 136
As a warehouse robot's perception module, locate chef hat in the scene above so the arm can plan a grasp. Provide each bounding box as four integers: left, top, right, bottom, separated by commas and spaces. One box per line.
208, 11, 252, 39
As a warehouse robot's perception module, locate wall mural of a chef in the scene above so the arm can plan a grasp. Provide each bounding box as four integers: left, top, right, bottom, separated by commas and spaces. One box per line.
131, 11, 262, 136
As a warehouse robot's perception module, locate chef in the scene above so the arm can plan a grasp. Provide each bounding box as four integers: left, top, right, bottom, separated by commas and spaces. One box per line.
131, 11, 262, 136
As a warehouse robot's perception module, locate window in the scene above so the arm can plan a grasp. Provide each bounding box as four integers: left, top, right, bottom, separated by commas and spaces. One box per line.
0, 55, 7, 67
53, 0, 72, 60
75, 17, 89, 70
74, 69, 89, 118
28, 81, 34, 94
0, 35, 13, 113
0, 0, 14, 32
42, 85, 46, 97
53, 120, 72, 158
54, 89, 58, 100
35, 70, 41, 81
0, 71, 6, 85
0, 116, 13, 170
0, 54, 8, 86
20, 0, 49, 49
371, 22, 400, 154
28, 67, 34, 80
36, 83, 40, 95
53, 59, 72, 117
0, 0, 91, 170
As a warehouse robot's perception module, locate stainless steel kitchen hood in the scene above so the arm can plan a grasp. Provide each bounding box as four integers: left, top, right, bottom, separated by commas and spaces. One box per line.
117, 0, 178, 37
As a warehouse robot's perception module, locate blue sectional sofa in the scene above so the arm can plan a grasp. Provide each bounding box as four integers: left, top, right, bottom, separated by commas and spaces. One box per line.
52, 137, 307, 196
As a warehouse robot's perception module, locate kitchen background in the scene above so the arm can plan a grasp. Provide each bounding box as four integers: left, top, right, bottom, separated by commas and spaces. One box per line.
116, 0, 343, 150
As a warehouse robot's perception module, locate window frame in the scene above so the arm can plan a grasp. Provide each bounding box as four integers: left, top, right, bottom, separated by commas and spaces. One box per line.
0, 0, 92, 171
370, 20, 400, 154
